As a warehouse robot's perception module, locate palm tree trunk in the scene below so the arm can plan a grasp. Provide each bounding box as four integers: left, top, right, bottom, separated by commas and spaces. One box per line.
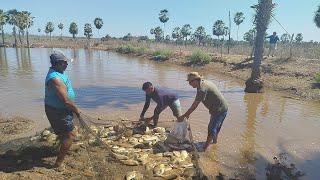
18, 30, 22, 46
163, 23, 165, 39
237, 25, 239, 41
1, 25, 5, 45
49, 32, 52, 41
245, 0, 273, 93
13, 26, 17, 47
220, 39, 223, 57
26, 29, 30, 48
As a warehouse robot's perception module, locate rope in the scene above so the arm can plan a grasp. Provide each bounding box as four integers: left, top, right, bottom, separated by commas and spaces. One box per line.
271, 14, 290, 35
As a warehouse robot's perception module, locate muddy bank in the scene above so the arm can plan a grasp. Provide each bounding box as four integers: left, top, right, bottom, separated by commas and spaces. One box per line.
0, 116, 210, 180
14, 38, 320, 101
0, 117, 307, 180
0, 116, 34, 144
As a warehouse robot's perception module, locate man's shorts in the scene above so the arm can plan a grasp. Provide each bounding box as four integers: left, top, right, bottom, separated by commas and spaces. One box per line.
169, 99, 182, 117
45, 105, 74, 135
208, 111, 227, 137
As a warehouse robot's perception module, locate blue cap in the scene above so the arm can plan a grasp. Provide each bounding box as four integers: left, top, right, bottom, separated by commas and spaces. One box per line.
50, 50, 73, 65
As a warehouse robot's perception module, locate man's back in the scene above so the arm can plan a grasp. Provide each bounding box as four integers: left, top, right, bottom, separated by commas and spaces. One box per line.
148, 87, 178, 107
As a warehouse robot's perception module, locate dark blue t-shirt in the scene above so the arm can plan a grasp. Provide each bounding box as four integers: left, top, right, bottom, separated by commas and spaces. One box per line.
140, 87, 178, 117
267, 35, 279, 44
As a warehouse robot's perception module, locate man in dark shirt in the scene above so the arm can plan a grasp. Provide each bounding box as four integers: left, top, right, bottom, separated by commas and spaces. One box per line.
140, 82, 182, 126
266, 32, 280, 57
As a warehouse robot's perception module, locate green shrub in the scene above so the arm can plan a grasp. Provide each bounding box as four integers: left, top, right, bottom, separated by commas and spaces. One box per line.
187, 50, 211, 65
315, 72, 320, 83
153, 49, 173, 60
116, 45, 146, 55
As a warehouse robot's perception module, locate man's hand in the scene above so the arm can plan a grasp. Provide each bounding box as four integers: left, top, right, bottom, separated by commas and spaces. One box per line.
75, 110, 81, 118
144, 117, 153, 124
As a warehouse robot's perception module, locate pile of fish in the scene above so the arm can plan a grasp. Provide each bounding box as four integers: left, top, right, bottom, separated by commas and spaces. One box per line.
32, 122, 201, 180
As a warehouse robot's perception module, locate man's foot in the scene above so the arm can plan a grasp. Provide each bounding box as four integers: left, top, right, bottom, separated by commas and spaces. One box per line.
54, 160, 63, 168
212, 136, 217, 144
52, 162, 65, 171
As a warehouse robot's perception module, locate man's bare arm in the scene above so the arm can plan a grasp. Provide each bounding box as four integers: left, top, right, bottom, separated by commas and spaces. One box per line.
48, 78, 80, 117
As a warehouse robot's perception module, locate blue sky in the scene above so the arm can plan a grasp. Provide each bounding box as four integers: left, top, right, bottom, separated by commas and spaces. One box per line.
2, 0, 320, 41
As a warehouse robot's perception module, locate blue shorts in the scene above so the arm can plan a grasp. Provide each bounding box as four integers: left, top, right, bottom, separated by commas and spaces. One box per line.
45, 105, 74, 135
208, 111, 227, 137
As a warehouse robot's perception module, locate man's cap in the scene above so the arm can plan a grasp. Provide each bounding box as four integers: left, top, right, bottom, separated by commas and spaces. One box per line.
186, 72, 203, 81
50, 50, 73, 65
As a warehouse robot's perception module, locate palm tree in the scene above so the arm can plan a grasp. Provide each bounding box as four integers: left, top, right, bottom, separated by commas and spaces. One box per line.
243, 29, 256, 45
159, 9, 169, 37
213, 20, 226, 52
245, 0, 274, 93
84, 23, 93, 47
212, 20, 226, 40
19, 11, 34, 48
314, 5, 320, 28
69, 22, 78, 39
194, 26, 206, 46
45, 28, 49, 37
123, 33, 133, 41
280, 33, 290, 43
172, 27, 182, 44
0, 9, 6, 45
45, 22, 54, 41
181, 24, 192, 45
93, 18, 103, 38
153, 26, 163, 42
295, 33, 303, 43
16, 11, 27, 45
234, 12, 245, 41
6, 9, 19, 46
58, 23, 63, 39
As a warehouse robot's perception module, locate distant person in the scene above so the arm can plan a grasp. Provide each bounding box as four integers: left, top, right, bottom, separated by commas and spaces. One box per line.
178, 72, 228, 152
266, 32, 280, 57
44, 50, 81, 167
140, 82, 182, 127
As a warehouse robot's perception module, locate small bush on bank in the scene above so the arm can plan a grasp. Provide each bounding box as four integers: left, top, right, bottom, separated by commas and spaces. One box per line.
116, 45, 145, 55
152, 49, 173, 60
187, 50, 212, 65
315, 72, 320, 83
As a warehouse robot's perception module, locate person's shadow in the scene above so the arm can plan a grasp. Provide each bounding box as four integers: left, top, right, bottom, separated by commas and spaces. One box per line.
0, 138, 57, 172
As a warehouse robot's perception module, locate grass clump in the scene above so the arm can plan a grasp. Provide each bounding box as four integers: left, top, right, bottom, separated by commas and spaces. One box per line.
152, 49, 173, 60
187, 50, 212, 65
116, 45, 146, 55
315, 72, 320, 83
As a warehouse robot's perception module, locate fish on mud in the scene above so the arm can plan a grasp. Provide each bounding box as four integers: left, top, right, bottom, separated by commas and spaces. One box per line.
121, 159, 139, 166
126, 171, 144, 180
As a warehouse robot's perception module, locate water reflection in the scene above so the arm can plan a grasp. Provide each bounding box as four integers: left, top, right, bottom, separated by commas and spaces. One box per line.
239, 93, 263, 166
0, 48, 8, 76
72, 48, 79, 60
14, 48, 33, 75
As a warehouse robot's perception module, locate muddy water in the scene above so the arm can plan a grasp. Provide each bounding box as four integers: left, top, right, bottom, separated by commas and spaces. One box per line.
0, 47, 319, 179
